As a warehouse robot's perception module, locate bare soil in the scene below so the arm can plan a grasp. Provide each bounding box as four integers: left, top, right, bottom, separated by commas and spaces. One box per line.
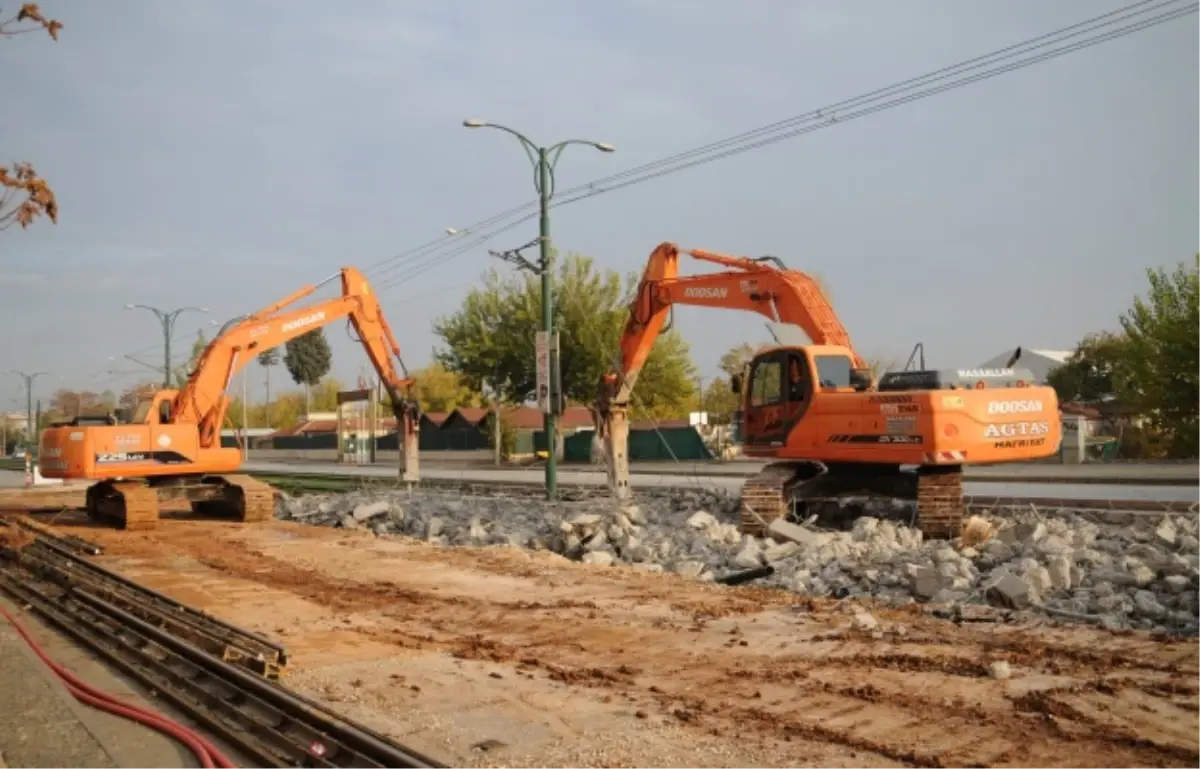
0, 500, 1190, 769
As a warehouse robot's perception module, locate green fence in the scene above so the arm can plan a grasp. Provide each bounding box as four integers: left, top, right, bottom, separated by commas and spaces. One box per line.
262, 424, 710, 459
628, 426, 713, 461
533, 426, 712, 462
271, 433, 338, 451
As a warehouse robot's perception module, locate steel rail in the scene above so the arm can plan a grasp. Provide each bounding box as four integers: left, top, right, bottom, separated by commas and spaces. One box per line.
0, 566, 444, 768
7, 540, 283, 678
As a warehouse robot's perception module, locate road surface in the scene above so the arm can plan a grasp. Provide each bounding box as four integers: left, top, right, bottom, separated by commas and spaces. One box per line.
243, 460, 1199, 504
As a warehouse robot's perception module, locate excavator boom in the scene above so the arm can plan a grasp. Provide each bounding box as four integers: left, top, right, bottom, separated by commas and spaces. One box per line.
605, 242, 863, 406
38, 267, 421, 530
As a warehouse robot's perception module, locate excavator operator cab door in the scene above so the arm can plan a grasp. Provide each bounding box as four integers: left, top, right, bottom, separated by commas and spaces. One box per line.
742, 348, 813, 450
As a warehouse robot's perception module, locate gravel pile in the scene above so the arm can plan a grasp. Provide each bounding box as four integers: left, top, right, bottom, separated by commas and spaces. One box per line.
275, 488, 1200, 635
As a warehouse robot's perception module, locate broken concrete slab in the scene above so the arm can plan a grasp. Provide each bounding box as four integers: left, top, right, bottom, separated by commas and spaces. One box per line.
984, 572, 1032, 610
351, 500, 390, 522
766, 519, 833, 549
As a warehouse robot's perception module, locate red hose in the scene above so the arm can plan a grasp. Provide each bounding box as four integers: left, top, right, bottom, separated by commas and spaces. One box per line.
0, 603, 238, 769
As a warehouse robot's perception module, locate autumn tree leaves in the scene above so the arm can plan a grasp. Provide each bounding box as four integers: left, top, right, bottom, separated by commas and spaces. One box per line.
2, 4, 61, 231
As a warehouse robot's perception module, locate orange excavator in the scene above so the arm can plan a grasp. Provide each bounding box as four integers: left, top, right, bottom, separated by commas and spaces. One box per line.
595, 243, 1062, 539
37, 267, 422, 530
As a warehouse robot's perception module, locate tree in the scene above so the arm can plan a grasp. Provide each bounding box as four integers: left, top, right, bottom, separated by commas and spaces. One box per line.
257, 347, 280, 422
1117, 259, 1199, 457
866, 357, 902, 381
173, 330, 209, 387
1046, 331, 1130, 404
433, 252, 697, 419
410, 361, 484, 413
701, 377, 740, 423
284, 329, 333, 414
117, 381, 158, 417
309, 378, 345, 412
718, 343, 760, 379
2, 4, 62, 232
48, 388, 106, 418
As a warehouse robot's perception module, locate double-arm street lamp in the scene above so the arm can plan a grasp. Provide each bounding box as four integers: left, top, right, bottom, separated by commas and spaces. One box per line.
124, 304, 210, 387
462, 118, 614, 499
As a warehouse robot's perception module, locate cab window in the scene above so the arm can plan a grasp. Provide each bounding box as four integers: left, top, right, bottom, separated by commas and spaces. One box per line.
814, 354, 852, 388
749, 357, 783, 407
132, 399, 153, 424
786, 352, 809, 402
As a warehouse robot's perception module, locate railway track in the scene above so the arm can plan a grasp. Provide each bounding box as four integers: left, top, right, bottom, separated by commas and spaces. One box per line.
0, 526, 286, 678
0, 526, 444, 768
258, 470, 1200, 515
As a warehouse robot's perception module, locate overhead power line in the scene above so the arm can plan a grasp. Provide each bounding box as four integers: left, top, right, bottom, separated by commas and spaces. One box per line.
368, 0, 1195, 293
93, 0, 1194, 389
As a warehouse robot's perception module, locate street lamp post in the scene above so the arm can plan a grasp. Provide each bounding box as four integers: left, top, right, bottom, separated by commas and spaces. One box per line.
124, 304, 210, 388
462, 118, 614, 499
8, 370, 49, 450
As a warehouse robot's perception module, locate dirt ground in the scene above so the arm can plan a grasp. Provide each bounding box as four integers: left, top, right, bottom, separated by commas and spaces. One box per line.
1, 479, 1197, 768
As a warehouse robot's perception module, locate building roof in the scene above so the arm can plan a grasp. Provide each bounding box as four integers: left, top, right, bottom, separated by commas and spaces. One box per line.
264, 404, 599, 437
220, 428, 277, 437
501, 405, 594, 430
975, 348, 1071, 384
1025, 349, 1072, 365
449, 407, 490, 426
1060, 402, 1102, 419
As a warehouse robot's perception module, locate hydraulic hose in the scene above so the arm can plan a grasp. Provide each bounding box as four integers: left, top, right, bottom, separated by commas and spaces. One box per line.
0, 604, 237, 769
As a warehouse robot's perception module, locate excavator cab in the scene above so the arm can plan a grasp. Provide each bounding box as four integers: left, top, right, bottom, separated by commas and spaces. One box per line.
737, 344, 865, 450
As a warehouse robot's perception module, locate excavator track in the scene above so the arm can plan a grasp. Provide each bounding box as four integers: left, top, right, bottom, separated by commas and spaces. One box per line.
86, 481, 160, 532
738, 463, 801, 536
914, 466, 965, 540
738, 462, 965, 540
83, 475, 276, 532
214, 474, 276, 523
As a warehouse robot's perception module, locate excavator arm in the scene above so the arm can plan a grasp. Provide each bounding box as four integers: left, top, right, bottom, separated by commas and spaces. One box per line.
595, 241, 866, 497
603, 242, 865, 407
170, 268, 420, 471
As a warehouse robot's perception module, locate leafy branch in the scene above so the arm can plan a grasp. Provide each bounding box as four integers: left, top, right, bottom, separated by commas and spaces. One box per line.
2, 4, 62, 232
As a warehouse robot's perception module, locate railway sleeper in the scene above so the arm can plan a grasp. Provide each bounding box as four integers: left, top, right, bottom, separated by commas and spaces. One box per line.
24, 544, 278, 678
9, 538, 283, 678
0, 571, 409, 768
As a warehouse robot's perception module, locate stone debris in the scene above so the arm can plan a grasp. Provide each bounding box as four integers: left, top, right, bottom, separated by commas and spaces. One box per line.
275, 488, 1200, 636
988, 660, 1012, 680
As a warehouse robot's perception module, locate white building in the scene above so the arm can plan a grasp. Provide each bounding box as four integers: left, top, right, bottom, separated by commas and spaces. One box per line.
975, 348, 1071, 384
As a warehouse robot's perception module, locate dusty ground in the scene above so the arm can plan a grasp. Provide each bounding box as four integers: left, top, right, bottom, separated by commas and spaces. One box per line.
0, 493, 1191, 769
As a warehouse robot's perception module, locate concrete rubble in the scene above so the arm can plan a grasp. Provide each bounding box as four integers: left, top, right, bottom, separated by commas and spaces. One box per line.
275, 487, 1200, 636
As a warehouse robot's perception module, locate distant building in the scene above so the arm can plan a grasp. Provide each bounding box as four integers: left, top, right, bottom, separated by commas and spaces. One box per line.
1, 411, 29, 431
974, 348, 1072, 384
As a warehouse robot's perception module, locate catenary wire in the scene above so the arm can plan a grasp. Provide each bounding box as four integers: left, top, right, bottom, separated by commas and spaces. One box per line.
543, 3, 1197, 211
542, 0, 1186, 199
71, 1, 1195, 394
367, 2, 1195, 296
360, 0, 1190, 284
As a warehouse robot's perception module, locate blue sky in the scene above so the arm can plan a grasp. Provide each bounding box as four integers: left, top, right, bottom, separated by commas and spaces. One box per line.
1, 0, 1195, 409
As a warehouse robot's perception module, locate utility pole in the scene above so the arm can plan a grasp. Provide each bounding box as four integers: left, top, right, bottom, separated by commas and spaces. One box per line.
241, 368, 249, 461
8, 370, 48, 450
463, 118, 615, 499
488, 379, 502, 467
124, 303, 210, 387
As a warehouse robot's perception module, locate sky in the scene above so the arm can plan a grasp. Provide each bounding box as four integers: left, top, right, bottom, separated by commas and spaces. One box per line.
1, 0, 1196, 412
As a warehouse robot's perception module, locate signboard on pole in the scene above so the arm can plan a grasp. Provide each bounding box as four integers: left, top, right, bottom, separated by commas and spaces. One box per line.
549, 331, 561, 416
535, 331, 550, 413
